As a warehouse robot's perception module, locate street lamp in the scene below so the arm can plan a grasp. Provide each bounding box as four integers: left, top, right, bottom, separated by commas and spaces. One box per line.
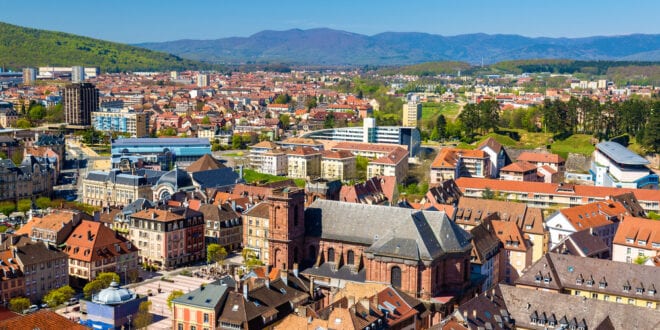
127, 314, 132, 330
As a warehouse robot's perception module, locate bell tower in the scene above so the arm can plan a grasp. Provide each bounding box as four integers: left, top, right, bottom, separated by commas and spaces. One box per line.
268, 187, 305, 270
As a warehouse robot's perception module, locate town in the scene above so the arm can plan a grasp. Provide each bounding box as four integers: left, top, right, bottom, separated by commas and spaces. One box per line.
1, 2, 660, 327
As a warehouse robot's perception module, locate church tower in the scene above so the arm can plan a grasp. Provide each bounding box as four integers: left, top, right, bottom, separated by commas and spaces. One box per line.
268, 187, 305, 270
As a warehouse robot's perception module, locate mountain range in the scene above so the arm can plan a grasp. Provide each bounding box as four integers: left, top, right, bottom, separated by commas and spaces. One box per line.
137, 28, 660, 65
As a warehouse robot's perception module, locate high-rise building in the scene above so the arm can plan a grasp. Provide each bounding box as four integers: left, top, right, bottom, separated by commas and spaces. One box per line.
22, 68, 36, 85
196, 73, 208, 87
63, 83, 99, 126
402, 98, 422, 127
71, 66, 85, 83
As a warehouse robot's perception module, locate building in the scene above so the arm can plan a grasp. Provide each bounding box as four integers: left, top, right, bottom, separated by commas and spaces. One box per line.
454, 177, 660, 214
151, 167, 242, 201
198, 203, 242, 251
468, 223, 502, 292
81, 281, 148, 330
71, 66, 85, 83
22, 67, 36, 85
301, 117, 421, 157
491, 220, 532, 284
63, 83, 99, 126
499, 160, 542, 182
549, 228, 611, 259
612, 216, 660, 265
20, 210, 91, 245
430, 148, 491, 184
82, 169, 163, 207
516, 151, 566, 172
453, 197, 547, 263
128, 207, 205, 269
287, 147, 321, 179
321, 150, 356, 181
545, 201, 628, 250
242, 202, 271, 263
111, 138, 211, 169
249, 141, 279, 170
591, 141, 658, 189
402, 99, 422, 127
0, 102, 18, 128
339, 176, 398, 205
516, 252, 659, 309
302, 199, 472, 300
477, 137, 507, 178
13, 241, 69, 303
196, 73, 209, 87
259, 149, 288, 176
0, 309, 89, 330
92, 108, 149, 137
366, 147, 409, 183
63, 220, 139, 284
0, 158, 55, 202
0, 249, 25, 305
450, 284, 660, 330
172, 278, 233, 330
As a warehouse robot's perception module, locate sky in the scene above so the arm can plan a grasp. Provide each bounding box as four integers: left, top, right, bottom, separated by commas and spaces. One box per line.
2, 0, 659, 43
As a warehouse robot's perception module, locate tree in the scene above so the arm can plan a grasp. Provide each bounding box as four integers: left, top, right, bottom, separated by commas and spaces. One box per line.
43, 285, 75, 307
201, 116, 211, 125
643, 108, 660, 153
0, 201, 15, 216
274, 93, 291, 104
232, 134, 244, 149
16, 118, 31, 128
305, 97, 317, 110
11, 149, 23, 166
35, 197, 52, 209
84, 272, 120, 299
133, 301, 153, 329
324, 113, 335, 129
278, 114, 290, 129
482, 187, 495, 200
167, 290, 184, 310
207, 243, 227, 265
436, 114, 447, 140
17, 199, 32, 213
9, 297, 30, 313
158, 127, 177, 137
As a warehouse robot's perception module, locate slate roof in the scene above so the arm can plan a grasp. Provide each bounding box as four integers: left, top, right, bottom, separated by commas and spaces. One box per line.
154, 168, 194, 189
85, 169, 152, 186
304, 200, 472, 262
549, 228, 610, 258
172, 278, 233, 309
191, 167, 242, 189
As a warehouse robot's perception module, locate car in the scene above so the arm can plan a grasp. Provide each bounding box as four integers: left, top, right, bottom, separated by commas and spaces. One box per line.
23, 305, 38, 314
66, 298, 78, 306
40, 303, 49, 309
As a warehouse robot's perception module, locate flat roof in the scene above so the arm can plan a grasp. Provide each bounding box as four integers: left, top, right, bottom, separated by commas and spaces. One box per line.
112, 137, 210, 146
596, 141, 649, 166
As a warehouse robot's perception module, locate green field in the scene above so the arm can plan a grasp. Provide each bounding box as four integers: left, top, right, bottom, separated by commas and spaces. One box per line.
550, 134, 596, 159
421, 102, 461, 120
242, 169, 305, 188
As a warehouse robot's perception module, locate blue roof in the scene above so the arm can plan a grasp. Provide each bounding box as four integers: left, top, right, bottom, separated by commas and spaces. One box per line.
596, 142, 649, 165
112, 137, 210, 147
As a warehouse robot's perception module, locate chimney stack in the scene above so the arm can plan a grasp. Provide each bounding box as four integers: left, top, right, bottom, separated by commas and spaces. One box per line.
242, 283, 248, 299
280, 270, 288, 287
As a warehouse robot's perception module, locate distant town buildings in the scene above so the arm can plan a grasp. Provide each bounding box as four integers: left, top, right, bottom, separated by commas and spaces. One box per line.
63, 82, 99, 126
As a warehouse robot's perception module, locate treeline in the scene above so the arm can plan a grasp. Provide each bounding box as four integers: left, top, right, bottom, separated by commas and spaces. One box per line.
499, 97, 660, 152
0, 21, 219, 72
491, 59, 660, 75
378, 61, 472, 76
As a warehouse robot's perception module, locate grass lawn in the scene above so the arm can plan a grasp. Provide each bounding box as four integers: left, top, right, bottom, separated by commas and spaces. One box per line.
223, 152, 245, 157
550, 134, 595, 159
242, 169, 305, 188
421, 102, 461, 120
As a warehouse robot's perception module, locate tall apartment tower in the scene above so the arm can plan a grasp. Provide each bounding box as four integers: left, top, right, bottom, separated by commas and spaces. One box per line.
402, 99, 422, 127
196, 73, 209, 87
71, 66, 85, 83
22, 68, 37, 85
63, 83, 98, 126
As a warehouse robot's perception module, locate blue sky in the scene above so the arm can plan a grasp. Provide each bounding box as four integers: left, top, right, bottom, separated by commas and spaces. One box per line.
2, 0, 659, 43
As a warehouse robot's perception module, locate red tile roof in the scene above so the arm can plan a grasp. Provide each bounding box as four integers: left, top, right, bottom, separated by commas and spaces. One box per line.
64, 220, 138, 262
431, 148, 487, 168
501, 160, 537, 173
0, 309, 88, 330
613, 216, 660, 250
517, 152, 565, 164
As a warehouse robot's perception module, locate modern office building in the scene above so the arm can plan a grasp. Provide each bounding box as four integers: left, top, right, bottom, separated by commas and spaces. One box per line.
301, 117, 421, 157
92, 108, 149, 137
111, 138, 211, 169
591, 141, 658, 189
22, 68, 36, 85
71, 66, 85, 83
402, 99, 422, 127
63, 83, 99, 126
197, 73, 209, 87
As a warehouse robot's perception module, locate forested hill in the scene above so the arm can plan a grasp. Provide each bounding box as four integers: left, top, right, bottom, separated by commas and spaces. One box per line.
0, 21, 218, 72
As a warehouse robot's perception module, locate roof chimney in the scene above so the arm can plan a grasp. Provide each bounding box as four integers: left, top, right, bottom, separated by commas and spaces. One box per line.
280, 270, 288, 287
243, 283, 248, 299
293, 263, 299, 278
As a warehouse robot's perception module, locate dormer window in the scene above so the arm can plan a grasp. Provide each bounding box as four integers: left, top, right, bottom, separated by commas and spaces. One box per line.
544, 275, 551, 284
535, 273, 542, 283
626, 238, 634, 243
586, 278, 594, 287
623, 284, 631, 292
638, 240, 646, 246
576, 275, 584, 285
636, 287, 644, 294
599, 280, 607, 289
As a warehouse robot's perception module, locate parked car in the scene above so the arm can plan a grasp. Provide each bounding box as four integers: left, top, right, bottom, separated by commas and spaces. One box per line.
23, 305, 38, 314
66, 298, 78, 306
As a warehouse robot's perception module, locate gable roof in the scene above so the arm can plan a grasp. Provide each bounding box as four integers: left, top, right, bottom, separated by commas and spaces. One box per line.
517, 151, 565, 164
64, 220, 137, 262
0, 309, 88, 330
455, 197, 544, 235
613, 216, 660, 251
186, 153, 226, 172
304, 200, 472, 262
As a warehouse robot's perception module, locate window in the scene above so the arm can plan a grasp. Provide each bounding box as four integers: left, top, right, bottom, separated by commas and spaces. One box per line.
347, 250, 355, 265
390, 266, 402, 288
178, 324, 183, 330
327, 248, 335, 263
591, 293, 598, 299
636, 287, 644, 294
203, 313, 209, 323
628, 298, 635, 305
574, 291, 580, 296
603, 295, 609, 301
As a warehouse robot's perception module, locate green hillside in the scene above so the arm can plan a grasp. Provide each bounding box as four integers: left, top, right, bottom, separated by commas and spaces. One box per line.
0, 21, 218, 72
